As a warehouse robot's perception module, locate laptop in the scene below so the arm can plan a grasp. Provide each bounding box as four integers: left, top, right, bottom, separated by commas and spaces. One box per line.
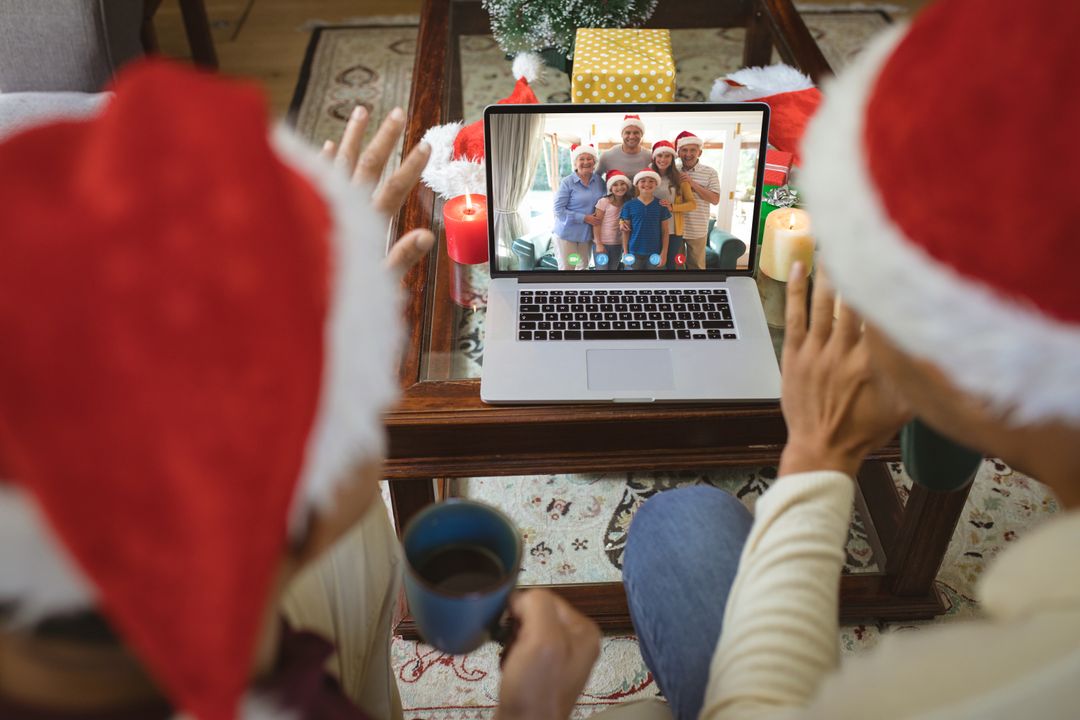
480, 102, 781, 403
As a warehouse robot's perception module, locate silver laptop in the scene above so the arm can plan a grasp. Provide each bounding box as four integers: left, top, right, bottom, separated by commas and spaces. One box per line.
480, 102, 780, 403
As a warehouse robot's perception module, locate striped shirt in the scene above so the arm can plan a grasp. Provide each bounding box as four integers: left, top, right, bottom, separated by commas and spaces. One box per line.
680, 161, 720, 239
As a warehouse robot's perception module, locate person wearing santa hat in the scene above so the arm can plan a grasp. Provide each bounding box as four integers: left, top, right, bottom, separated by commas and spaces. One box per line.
0, 60, 611, 720
597, 114, 652, 181
673, 130, 720, 270
619, 168, 671, 270
553, 142, 605, 270
622, 0, 1080, 718
648, 140, 697, 270
591, 169, 634, 271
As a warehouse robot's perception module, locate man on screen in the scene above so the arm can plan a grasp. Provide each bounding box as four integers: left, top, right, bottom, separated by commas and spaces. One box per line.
676, 130, 720, 270
597, 114, 652, 180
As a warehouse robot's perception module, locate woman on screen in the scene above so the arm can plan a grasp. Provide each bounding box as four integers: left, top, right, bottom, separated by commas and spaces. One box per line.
650, 140, 697, 270
552, 143, 605, 270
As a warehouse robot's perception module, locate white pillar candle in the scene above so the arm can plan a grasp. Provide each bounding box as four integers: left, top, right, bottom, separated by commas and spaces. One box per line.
760, 208, 813, 281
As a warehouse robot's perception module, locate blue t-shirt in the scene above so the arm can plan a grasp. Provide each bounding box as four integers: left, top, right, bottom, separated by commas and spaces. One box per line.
619, 197, 671, 255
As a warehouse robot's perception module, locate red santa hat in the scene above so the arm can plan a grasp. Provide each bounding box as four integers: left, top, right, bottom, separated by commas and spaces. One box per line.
633, 169, 661, 185
621, 113, 645, 133
802, 0, 1080, 425
674, 130, 702, 150
420, 52, 541, 199
571, 142, 598, 165
605, 169, 630, 191
650, 140, 676, 158
710, 63, 821, 165
0, 60, 402, 719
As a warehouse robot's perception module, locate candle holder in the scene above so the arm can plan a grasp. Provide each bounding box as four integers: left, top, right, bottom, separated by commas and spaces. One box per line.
443, 193, 489, 265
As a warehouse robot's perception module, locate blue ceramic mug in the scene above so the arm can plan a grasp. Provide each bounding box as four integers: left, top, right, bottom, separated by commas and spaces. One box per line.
402, 499, 522, 654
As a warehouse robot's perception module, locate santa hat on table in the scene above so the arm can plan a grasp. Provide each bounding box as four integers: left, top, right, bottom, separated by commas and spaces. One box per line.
605, 169, 630, 190
633, 168, 661, 185
650, 140, 676, 158
674, 130, 702, 150
709, 63, 821, 164
0, 60, 402, 719
571, 142, 598, 164
621, 114, 645, 133
802, 0, 1080, 425
420, 52, 542, 198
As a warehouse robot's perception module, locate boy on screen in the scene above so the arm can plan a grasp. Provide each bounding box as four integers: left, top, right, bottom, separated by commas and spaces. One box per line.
619, 169, 671, 270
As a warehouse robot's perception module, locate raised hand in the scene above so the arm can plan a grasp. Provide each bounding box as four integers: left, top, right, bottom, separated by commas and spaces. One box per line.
320, 105, 435, 279
779, 264, 912, 478
495, 589, 601, 720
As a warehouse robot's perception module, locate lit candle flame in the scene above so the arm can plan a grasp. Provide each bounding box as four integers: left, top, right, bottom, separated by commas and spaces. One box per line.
464, 191, 474, 214
788, 213, 797, 230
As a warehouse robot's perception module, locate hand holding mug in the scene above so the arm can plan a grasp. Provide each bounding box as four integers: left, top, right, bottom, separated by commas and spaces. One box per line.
496, 590, 601, 720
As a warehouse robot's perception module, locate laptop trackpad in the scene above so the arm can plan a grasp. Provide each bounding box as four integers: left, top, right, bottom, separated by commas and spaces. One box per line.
586, 349, 675, 392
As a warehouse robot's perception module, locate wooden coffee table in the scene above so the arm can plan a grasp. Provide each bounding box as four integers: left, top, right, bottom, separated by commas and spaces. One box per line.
387, 0, 972, 636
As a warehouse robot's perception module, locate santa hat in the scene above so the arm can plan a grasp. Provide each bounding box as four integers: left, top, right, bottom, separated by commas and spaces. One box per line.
571, 142, 598, 164
420, 52, 541, 199
633, 169, 660, 185
802, 0, 1080, 425
0, 60, 402, 719
674, 130, 702, 150
605, 169, 630, 191
710, 63, 821, 165
621, 114, 645, 133
651, 140, 676, 158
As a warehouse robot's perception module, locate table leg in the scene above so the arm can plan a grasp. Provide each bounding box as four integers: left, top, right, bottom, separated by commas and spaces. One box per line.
388, 477, 437, 539
887, 480, 973, 596
743, 5, 775, 67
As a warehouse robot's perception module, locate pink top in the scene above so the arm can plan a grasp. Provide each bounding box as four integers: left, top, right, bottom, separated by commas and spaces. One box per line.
594, 196, 624, 246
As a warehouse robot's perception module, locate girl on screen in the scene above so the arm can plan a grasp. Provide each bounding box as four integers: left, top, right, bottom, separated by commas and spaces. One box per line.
591, 169, 633, 271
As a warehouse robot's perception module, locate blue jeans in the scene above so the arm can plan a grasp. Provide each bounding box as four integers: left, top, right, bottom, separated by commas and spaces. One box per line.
623, 486, 754, 720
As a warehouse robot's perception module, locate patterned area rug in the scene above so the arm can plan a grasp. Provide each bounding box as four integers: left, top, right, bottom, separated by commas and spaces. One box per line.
290, 9, 1062, 719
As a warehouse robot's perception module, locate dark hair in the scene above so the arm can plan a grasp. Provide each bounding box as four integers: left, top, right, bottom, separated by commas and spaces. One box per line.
650, 153, 680, 187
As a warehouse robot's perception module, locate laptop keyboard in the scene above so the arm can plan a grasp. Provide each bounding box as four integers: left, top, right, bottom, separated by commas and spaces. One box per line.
517, 288, 737, 341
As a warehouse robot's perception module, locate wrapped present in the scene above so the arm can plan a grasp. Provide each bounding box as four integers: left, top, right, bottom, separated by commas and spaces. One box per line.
763, 149, 793, 186
571, 29, 676, 103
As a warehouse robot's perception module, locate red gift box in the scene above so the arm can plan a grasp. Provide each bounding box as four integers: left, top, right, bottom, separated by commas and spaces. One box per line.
763, 149, 794, 186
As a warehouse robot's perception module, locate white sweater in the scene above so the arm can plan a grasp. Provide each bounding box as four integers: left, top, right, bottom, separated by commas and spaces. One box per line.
702, 471, 1080, 720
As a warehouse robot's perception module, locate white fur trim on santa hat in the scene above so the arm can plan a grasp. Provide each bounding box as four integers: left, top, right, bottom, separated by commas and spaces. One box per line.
0, 484, 97, 624
621, 115, 645, 132
571, 144, 598, 164
804, 24, 1080, 425
512, 52, 544, 83
272, 126, 403, 529
675, 133, 702, 150
633, 169, 660, 185
709, 63, 814, 102
606, 172, 630, 191
419, 121, 485, 199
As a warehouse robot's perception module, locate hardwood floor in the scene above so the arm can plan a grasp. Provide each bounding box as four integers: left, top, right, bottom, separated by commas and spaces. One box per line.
152, 0, 421, 116
150, 0, 928, 118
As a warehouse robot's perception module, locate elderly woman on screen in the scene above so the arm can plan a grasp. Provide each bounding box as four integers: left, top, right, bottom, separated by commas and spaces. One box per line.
552, 143, 605, 270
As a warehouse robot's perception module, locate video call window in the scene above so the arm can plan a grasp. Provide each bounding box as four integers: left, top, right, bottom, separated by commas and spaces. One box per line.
488, 109, 765, 273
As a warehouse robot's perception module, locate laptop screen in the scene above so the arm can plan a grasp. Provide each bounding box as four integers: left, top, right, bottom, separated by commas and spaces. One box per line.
484, 102, 769, 277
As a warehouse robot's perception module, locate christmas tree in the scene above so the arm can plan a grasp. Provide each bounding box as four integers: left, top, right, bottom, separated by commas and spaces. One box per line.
482, 0, 659, 58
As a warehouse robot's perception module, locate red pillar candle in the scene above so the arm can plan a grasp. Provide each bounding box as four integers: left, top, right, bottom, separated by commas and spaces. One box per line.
443, 193, 489, 265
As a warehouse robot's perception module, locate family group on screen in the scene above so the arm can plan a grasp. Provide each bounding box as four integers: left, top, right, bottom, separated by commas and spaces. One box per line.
553, 114, 720, 272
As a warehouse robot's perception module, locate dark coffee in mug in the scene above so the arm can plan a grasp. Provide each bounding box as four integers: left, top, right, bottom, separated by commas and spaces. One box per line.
417, 543, 505, 594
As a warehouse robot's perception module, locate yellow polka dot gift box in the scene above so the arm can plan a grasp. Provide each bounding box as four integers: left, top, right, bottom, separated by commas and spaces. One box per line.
571, 28, 676, 103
